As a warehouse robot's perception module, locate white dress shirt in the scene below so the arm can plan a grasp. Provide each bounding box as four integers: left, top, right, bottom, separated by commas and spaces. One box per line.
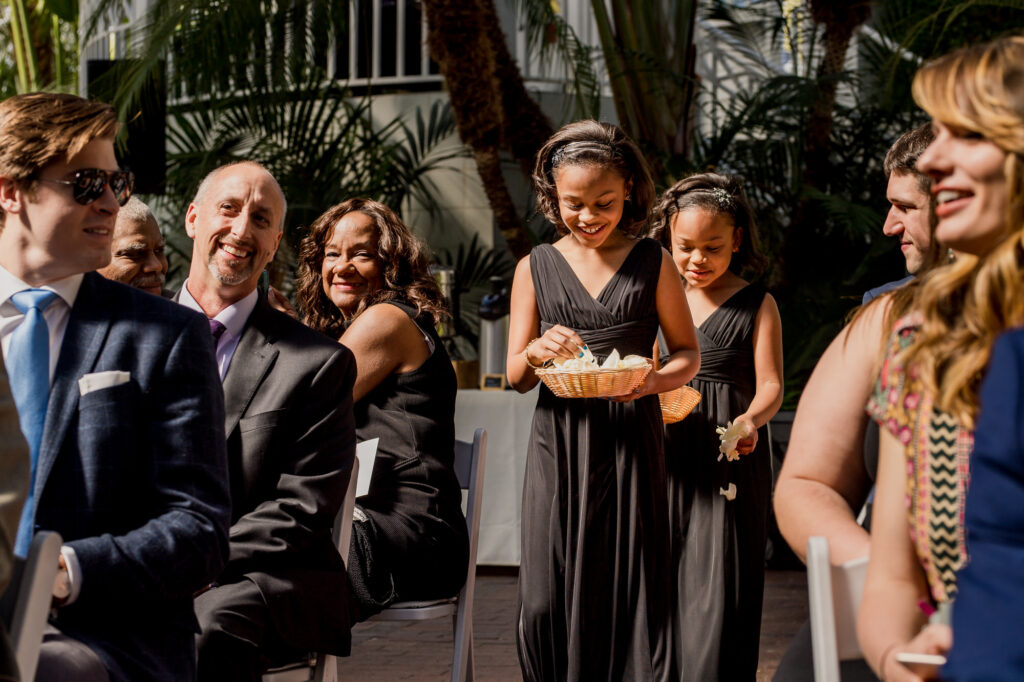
0, 264, 84, 603
177, 280, 258, 381
0, 265, 82, 383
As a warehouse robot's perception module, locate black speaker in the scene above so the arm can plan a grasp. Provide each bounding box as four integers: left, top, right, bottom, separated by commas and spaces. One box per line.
86, 59, 166, 195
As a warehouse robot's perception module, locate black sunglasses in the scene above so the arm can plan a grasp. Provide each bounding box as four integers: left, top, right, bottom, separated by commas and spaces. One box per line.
39, 168, 135, 207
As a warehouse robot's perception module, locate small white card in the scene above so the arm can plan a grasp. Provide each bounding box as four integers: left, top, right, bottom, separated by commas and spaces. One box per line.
78, 371, 131, 396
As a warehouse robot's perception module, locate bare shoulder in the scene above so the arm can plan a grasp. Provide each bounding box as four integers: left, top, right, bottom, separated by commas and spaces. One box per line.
757, 291, 781, 318
514, 253, 533, 278
346, 303, 420, 343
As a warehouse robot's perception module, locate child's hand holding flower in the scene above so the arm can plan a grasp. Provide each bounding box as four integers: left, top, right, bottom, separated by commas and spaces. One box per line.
716, 417, 756, 461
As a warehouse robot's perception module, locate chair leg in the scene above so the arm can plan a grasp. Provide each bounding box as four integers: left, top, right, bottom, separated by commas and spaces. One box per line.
312, 653, 340, 682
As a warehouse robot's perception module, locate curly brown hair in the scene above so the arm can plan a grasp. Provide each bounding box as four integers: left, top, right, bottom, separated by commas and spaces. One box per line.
532, 120, 655, 238
296, 198, 448, 338
650, 172, 766, 278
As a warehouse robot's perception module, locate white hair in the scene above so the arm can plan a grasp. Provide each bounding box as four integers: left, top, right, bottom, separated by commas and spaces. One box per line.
117, 195, 157, 226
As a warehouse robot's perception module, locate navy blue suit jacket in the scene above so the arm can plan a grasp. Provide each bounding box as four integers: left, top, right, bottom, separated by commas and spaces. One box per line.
34, 273, 231, 681
944, 328, 1024, 680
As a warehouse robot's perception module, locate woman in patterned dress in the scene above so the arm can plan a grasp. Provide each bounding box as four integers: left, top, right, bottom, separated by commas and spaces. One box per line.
857, 35, 1024, 682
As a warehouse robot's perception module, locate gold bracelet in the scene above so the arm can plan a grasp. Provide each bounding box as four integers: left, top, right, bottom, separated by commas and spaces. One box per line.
522, 338, 544, 369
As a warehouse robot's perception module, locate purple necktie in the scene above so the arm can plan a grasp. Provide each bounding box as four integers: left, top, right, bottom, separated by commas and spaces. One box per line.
209, 319, 226, 344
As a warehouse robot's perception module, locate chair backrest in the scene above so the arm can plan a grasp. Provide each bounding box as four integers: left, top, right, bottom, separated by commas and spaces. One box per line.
334, 454, 362, 568
806, 536, 869, 682
10, 530, 62, 682
455, 428, 487, 561
354, 438, 378, 498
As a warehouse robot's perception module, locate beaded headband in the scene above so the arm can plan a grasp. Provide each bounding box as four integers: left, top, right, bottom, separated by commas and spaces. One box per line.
550, 140, 617, 169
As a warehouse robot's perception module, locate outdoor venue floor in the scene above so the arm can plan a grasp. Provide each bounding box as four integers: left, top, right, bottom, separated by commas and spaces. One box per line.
339, 567, 809, 681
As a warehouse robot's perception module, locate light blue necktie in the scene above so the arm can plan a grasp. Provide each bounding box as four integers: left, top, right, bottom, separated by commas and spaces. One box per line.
9, 289, 59, 557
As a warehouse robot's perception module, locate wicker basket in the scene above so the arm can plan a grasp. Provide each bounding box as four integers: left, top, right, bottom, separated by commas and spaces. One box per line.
659, 386, 701, 424
535, 362, 652, 399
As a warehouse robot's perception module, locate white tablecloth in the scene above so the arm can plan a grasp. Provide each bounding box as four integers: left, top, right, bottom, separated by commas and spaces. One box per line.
454, 387, 538, 566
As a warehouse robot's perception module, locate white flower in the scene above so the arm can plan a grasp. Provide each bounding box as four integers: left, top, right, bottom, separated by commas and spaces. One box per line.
716, 420, 751, 461
719, 483, 737, 501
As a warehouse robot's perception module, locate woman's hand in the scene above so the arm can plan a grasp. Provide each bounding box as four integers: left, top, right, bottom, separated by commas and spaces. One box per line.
733, 414, 758, 455
268, 286, 298, 319
879, 625, 952, 682
525, 325, 587, 368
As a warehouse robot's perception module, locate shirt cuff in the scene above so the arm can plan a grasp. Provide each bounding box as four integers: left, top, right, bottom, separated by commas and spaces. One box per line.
60, 545, 82, 605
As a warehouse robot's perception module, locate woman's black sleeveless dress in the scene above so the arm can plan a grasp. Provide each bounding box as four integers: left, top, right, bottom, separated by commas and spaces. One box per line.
665, 283, 772, 681
350, 302, 469, 616
517, 239, 676, 682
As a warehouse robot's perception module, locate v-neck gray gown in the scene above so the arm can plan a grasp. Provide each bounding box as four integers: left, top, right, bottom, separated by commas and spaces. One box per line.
665, 283, 771, 681
516, 238, 677, 682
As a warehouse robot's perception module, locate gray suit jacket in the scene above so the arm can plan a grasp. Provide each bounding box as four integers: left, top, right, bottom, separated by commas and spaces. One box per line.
218, 294, 356, 655
0, 363, 28, 681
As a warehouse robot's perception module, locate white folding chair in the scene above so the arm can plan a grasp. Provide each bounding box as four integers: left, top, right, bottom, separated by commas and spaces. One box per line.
806, 536, 869, 682
9, 530, 62, 682
263, 449, 363, 682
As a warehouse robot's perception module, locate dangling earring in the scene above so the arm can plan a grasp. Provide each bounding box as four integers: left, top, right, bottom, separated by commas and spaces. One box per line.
947, 248, 956, 263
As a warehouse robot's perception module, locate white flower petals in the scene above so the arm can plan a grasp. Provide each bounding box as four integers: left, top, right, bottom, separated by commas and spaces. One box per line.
719, 483, 737, 501
553, 347, 648, 371
716, 420, 750, 461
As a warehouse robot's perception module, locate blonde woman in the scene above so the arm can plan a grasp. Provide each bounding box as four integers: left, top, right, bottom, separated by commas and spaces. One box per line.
857, 35, 1024, 682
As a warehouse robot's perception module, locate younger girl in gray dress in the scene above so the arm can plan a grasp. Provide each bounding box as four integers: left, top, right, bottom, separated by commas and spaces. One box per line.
652, 173, 784, 681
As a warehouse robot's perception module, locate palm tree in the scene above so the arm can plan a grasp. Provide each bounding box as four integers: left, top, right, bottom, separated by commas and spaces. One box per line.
420, 0, 551, 261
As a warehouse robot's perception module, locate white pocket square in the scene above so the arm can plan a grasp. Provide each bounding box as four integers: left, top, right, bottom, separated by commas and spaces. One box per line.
78, 371, 131, 396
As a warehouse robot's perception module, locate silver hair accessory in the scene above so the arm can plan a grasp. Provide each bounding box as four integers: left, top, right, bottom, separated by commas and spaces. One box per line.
551, 140, 615, 169
708, 187, 733, 209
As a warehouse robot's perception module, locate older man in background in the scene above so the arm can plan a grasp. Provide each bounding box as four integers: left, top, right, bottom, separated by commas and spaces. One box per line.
176, 161, 356, 681
96, 196, 169, 297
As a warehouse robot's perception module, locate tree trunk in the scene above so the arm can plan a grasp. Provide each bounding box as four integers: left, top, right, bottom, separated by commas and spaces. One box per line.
478, 0, 553, 177
804, 0, 873, 185
422, 0, 549, 261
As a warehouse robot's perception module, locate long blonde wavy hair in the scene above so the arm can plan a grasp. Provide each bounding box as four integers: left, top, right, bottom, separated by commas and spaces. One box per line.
898, 35, 1024, 429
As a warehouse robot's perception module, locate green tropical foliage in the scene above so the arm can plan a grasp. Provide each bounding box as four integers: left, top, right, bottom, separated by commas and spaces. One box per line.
1, 0, 79, 95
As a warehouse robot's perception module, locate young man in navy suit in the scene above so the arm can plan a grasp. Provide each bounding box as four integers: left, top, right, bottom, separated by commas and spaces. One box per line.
176, 161, 357, 681
0, 93, 231, 681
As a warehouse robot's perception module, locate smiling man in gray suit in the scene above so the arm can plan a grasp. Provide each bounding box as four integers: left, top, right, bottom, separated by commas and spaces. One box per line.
177, 161, 357, 681
0, 93, 230, 681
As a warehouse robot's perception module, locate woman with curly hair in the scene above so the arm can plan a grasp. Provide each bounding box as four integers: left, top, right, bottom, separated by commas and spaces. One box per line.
857, 34, 1024, 682
296, 198, 468, 619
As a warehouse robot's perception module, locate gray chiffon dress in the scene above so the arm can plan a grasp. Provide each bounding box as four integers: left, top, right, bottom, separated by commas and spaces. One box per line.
665, 283, 772, 681
516, 238, 677, 682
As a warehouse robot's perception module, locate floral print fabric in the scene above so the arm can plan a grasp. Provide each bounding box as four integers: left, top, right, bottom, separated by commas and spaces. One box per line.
866, 316, 973, 604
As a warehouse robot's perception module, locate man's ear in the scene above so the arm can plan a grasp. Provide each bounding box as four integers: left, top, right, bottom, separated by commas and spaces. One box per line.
184, 204, 198, 238
0, 176, 24, 215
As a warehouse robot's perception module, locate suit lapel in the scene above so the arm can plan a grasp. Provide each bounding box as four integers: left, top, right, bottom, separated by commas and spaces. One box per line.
223, 299, 278, 436
36, 274, 109, 499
